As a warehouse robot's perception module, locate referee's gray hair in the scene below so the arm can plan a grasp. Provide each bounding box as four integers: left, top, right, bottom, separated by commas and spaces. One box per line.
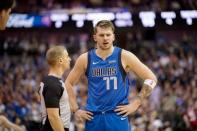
46, 45, 66, 66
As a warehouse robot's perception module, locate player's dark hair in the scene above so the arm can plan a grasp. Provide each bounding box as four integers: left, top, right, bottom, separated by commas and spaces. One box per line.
0, 0, 15, 11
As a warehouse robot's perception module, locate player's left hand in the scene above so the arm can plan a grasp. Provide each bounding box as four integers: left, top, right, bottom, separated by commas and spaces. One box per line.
74, 109, 93, 122
114, 97, 142, 117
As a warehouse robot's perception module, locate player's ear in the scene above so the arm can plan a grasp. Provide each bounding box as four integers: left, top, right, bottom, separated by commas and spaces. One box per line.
93, 34, 97, 42
6, 8, 12, 16
0, 8, 11, 16
112, 33, 115, 42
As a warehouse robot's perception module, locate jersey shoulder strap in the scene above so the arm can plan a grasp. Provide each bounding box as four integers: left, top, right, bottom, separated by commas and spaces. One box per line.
85, 49, 93, 76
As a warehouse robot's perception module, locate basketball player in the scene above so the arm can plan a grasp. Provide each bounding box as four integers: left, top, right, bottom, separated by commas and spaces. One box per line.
0, 0, 15, 30
39, 46, 71, 131
0, 115, 23, 131
65, 20, 157, 131
0, 0, 23, 130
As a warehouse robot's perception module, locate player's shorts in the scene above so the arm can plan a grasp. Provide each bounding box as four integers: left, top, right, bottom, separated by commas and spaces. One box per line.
85, 110, 131, 131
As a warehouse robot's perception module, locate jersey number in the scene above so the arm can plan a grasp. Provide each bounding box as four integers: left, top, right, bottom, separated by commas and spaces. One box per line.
103, 76, 117, 90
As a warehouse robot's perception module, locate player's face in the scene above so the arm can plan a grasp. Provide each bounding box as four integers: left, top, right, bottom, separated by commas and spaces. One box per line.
61, 50, 71, 70
0, 8, 11, 30
93, 27, 115, 50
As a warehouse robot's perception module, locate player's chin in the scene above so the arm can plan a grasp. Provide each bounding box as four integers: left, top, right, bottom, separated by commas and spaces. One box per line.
101, 44, 111, 49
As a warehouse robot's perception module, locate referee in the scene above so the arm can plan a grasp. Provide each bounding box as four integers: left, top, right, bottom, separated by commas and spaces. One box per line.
39, 46, 71, 131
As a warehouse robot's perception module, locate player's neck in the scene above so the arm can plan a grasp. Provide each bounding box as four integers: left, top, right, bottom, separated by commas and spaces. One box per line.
48, 67, 63, 78
96, 46, 114, 60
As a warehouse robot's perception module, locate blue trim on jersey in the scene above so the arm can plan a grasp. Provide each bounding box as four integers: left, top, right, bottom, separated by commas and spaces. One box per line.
85, 46, 129, 112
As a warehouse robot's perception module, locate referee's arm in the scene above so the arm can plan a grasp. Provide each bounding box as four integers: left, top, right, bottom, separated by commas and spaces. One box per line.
44, 84, 65, 131
47, 108, 64, 131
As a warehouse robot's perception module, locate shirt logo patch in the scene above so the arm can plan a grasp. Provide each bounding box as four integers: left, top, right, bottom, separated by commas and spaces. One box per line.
108, 60, 116, 64
120, 117, 127, 120
92, 61, 99, 65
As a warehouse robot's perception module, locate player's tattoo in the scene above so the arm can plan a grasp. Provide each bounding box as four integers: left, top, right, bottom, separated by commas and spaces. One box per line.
138, 84, 153, 100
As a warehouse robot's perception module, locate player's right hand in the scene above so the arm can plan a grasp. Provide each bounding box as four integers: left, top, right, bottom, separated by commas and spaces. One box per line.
74, 109, 93, 122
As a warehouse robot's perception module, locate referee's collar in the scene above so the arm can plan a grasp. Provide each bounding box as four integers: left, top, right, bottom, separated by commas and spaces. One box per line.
48, 73, 62, 79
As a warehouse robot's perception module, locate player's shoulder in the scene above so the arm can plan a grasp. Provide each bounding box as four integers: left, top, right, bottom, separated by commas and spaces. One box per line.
80, 52, 88, 58
74, 52, 88, 70
0, 115, 6, 121
77, 52, 88, 61
120, 49, 139, 63
121, 49, 134, 56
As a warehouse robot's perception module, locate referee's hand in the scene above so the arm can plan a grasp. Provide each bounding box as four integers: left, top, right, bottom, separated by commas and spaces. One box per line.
75, 109, 93, 122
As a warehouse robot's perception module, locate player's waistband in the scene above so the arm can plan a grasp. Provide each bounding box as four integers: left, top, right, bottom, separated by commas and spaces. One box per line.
91, 110, 115, 115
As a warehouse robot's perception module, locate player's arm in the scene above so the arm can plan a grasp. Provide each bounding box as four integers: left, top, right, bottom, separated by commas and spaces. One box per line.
0, 115, 23, 131
115, 50, 157, 116
65, 53, 87, 113
122, 49, 157, 101
44, 85, 65, 131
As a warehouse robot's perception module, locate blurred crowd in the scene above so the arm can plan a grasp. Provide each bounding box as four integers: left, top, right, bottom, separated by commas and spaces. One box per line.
125, 32, 197, 131
13, 0, 197, 13
0, 31, 197, 131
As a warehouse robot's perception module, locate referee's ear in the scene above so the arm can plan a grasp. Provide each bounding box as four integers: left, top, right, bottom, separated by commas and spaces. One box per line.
58, 57, 63, 64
